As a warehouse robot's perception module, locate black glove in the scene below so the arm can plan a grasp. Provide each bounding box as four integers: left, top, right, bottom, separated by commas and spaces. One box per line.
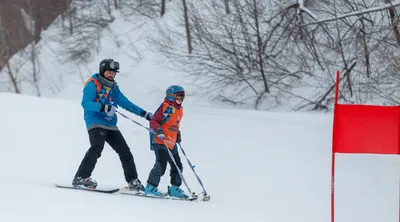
141, 110, 153, 121
100, 104, 116, 117
176, 131, 181, 143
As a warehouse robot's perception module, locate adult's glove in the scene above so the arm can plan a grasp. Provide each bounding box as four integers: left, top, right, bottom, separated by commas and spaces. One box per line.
156, 128, 165, 141
144, 112, 153, 121
100, 104, 116, 117
141, 110, 153, 121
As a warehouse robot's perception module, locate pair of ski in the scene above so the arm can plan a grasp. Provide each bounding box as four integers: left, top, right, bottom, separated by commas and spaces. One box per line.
54, 183, 207, 202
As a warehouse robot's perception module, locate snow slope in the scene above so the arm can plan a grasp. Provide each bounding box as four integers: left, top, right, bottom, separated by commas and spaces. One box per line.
0, 93, 398, 222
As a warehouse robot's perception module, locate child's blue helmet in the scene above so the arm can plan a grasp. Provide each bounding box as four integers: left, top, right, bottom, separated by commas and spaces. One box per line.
166, 85, 185, 102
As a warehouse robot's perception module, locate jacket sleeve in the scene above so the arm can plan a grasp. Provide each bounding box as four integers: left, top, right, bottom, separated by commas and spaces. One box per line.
117, 89, 145, 116
150, 104, 164, 132
81, 81, 102, 112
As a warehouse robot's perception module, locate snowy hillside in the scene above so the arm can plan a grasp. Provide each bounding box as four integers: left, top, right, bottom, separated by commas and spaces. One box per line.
6, 7, 217, 110
0, 93, 398, 222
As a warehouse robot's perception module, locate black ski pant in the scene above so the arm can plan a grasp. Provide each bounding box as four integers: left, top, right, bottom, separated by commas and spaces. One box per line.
75, 127, 139, 183
147, 144, 183, 188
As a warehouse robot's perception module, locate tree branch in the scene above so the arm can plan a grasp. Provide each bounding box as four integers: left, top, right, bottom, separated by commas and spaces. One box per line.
300, 1, 400, 26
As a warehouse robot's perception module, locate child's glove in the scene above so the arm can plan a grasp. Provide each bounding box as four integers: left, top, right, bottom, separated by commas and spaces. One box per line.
156, 128, 165, 141
176, 131, 181, 143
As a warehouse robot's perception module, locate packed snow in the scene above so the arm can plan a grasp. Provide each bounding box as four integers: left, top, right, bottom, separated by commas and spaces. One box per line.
0, 93, 398, 222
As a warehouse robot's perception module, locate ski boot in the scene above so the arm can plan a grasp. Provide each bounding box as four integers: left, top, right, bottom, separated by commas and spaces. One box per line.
127, 178, 145, 192
72, 177, 98, 189
168, 185, 189, 199
144, 184, 166, 197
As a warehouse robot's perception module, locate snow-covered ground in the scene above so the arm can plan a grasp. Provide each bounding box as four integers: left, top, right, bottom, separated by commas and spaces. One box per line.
0, 93, 398, 222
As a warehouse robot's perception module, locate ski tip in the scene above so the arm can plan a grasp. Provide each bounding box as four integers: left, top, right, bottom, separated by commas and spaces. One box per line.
54, 183, 64, 188
54, 183, 120, 193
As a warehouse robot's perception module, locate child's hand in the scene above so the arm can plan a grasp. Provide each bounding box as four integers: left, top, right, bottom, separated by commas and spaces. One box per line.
156, 128, 165, 141
158, 134, 165, 141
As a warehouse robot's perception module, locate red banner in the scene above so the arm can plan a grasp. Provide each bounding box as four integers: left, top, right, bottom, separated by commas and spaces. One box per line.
332, 104, 400, 155
331, 70, 400, 222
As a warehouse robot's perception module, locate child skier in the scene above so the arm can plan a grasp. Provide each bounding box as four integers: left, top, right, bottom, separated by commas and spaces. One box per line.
144, 85, 188, 199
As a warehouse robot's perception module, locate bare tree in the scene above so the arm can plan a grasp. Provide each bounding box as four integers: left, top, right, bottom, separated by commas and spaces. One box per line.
182, 0, 192, 54
384, 0, 400, 46
22, 0, 42, 96
0, 11, 21, 93
224, 0, 231, 15
148, 0, 308, 109
4, 62, 22, 94
148, 0, 400, 111
0, 0, 70, 74
287, 0, 400, 110
118, 0, 160, 19
51, 0, 114, 65
0, 16, 8, 76
161, 0, 166, 16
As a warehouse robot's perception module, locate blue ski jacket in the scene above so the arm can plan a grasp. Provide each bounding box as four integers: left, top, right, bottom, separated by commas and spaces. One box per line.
81, 73, 145, 131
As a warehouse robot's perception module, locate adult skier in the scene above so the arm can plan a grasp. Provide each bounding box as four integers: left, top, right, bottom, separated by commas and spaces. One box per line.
72, 58, 152, 192
144, 85, 188, 199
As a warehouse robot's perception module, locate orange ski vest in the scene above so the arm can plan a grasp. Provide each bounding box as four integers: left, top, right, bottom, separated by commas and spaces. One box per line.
155, 102, 183, 150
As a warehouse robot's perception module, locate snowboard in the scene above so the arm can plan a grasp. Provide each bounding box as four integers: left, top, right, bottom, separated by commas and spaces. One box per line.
54, 183, 120, 194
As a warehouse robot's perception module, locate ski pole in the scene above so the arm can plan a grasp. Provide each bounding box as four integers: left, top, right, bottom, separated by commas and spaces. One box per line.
177, 142, 209, 197
163, 140, 195, 198
116, 110, 196, 197
116, 110, 151, 131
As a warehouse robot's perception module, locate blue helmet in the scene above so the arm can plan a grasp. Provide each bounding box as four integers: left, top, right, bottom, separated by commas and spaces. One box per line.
166, 85, 185, 102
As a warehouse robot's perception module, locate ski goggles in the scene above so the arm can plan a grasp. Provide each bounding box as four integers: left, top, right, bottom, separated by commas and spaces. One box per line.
175, 93, 185, 101
110, 61, 119, 69
107, 61, 120, 72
